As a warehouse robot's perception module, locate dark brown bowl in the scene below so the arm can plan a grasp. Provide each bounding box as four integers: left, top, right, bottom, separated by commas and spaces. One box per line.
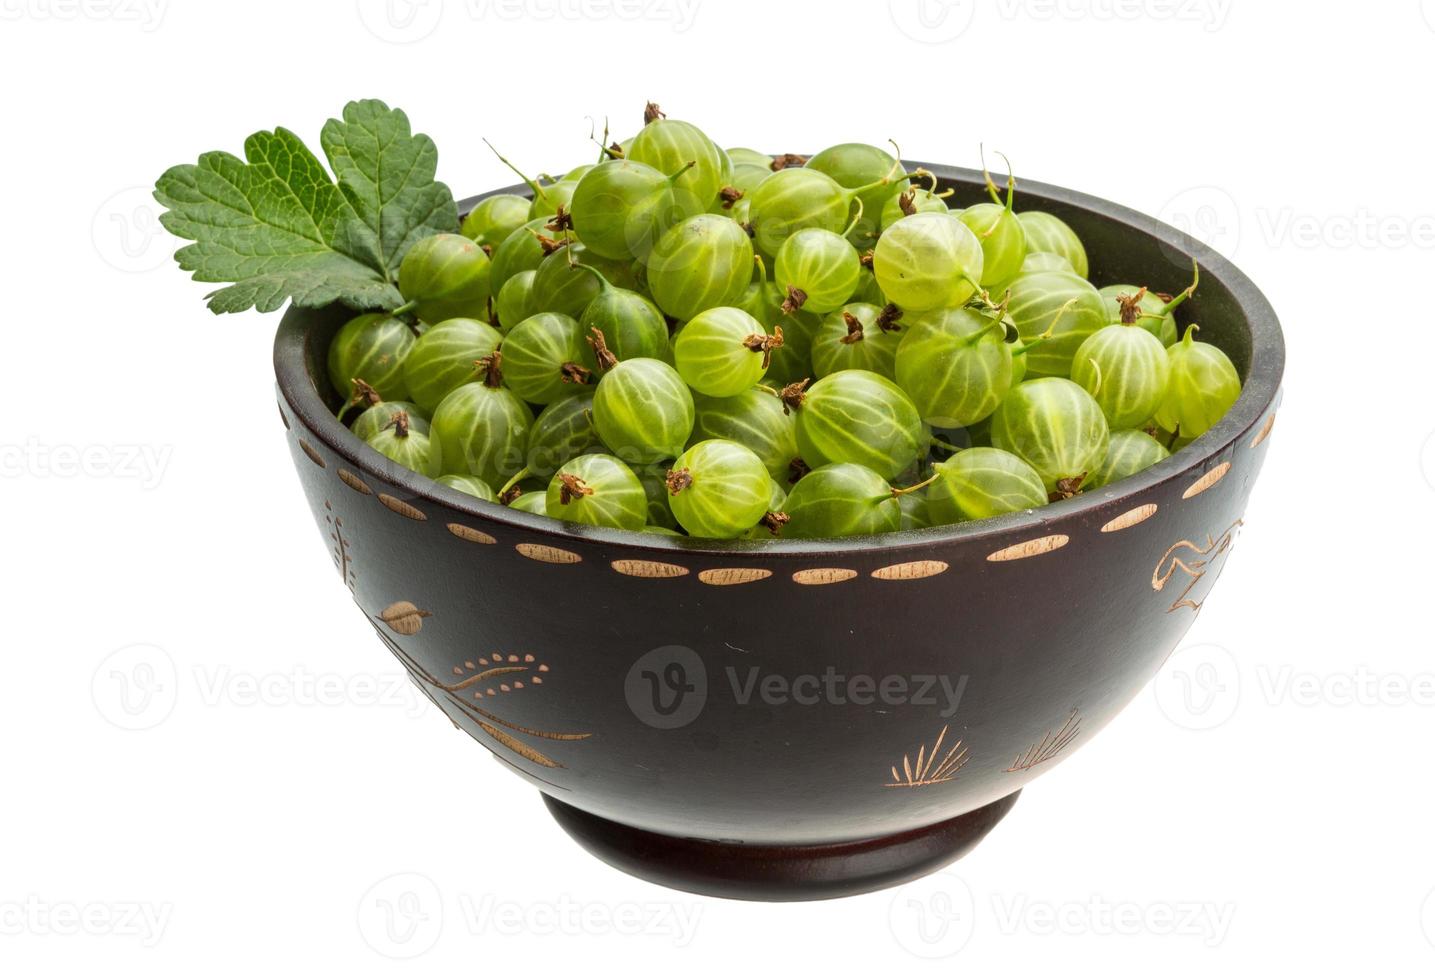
273, 163, 1283, 901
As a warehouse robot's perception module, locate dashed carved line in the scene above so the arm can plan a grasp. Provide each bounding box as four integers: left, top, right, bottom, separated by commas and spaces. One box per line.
986, 535, 1069, 562
1182, 461, 1231, 499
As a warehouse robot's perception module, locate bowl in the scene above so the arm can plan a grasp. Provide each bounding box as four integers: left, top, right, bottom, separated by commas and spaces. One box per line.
272, 162, 1284, 901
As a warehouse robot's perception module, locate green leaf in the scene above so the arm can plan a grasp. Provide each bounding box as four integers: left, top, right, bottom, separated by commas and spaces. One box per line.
154, 100, 458, 315
321, 99, 459, 280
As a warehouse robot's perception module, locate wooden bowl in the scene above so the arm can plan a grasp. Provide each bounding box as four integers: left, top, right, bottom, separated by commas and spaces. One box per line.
272, 163, 1284, 900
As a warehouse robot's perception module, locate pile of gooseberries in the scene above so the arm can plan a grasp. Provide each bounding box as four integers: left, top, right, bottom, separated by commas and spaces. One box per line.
330, 104, 1243, 540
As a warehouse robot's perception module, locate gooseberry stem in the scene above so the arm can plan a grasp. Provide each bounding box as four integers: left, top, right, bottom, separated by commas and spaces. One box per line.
483, 137, 550, 204
930, 435, 965, 454
391, 299, 419, 317
666, 160, 697, 184
891, 473, 940, 497
1160, 259, 1201, 315
498, 467, 530, 498
840, 197, 866, 239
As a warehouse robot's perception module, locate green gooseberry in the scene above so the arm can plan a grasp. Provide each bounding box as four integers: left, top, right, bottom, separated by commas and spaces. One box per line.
793, 369, 924, 479
665, 439, 770, 538
545, 453, 647, 531
364, 410, 442, 478
811, 302, 902, 380
592, 357, 695, 464
1153, 327, 1242, 438
928, 447, 1047, 522
328, 313, 415, 403
402, 317, 502, 413
524, 390, 602, 480
782, 462, 902, 539
1088, 429, 1171, 489
350, 399, 429, 443
494, 269, 539, 332
431, 373, 534, 489
804, 142, 907, 249
570, 157, 697, 261
461, 193, 531, 246
773, 227, 861, 314
690, 387, 798, 483
1016, 211, 1088, 278
645, 214, 754, 321
436, 474, 497, 501
872, 211, 984, 312
894, 305, 1013, 428
397, 233, 492, 325
501, 312, 592, 405
674, 306, 779, 398
1071, 323, 1172, 429
991, 377, 1110, 492
627, 116, 729, 213
1004, 270, 1108, 377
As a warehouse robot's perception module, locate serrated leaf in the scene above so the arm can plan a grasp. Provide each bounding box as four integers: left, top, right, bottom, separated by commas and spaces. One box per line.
154, 101, 458, 316
320, 99, 459, 279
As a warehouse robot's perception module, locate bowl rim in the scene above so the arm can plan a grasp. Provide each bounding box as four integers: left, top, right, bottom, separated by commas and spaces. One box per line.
274, 160, 1285, 558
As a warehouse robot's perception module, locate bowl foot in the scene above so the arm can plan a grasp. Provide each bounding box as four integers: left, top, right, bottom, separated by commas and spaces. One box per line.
541, 790, 1020, 902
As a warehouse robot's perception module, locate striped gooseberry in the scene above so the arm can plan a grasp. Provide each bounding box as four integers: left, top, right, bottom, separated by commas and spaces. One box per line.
460, 193, 531, 246
592, 355, 695, 464
430, 363, 533, 488
927, 447, 1047, 522
773, 227, 861, 314
804, 142, 908, 248
645, 213, 754, 321
991, 377, 1109, 493
782, 462, 902, 539
1088, 429, 1171, 489
494, 269, 539, 332
894, 305, 1013, 428
665, 439, 770, 538
501, 312, 592, 404
673, 306, 782, 397
545, 453, 647, 531
524, 390, 602, 480
811, 302, 902, 380
402, 317, 502, 413
1070, 321, 1171, 429
1153, 326, 1242, 438
872, 211, 984, 312
791, 369, 924, 479
1016, 211, 1088, 278
1004, 270, 1108, 376
396, 233, 492, 324
570, 157, 697, 261
436, 473, 497, 501
690, 387, 798, 483
327, 313, 415, 403
364, 410, 441, 478
627, 106, 730, 213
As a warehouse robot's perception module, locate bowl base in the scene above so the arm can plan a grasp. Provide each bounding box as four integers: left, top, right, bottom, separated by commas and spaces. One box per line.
542, 790, 1021, 902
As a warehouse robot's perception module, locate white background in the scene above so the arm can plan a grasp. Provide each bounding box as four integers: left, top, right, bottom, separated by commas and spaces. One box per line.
3, 0, 1433, 974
